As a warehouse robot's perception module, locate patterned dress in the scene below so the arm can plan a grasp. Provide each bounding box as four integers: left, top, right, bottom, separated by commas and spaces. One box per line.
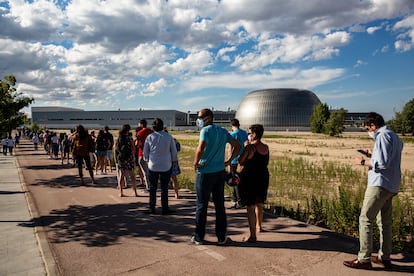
116, 134, 135, 170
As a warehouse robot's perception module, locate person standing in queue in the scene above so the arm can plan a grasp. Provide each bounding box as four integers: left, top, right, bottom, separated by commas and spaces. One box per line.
115, 124, 138, 197
229, 118, 249, 209
238, 124, 269, 243
71, 125, 95, 185
136, 119, 153, 191
143, 119, 178, 215
191, 108, 241, 245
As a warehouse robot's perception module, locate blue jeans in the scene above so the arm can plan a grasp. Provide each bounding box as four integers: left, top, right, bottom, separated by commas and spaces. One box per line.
194, 170, 227, 242
148, 169, 171, 212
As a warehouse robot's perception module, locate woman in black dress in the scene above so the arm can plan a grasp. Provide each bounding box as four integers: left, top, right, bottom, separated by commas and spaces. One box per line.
238, 124, 269, 242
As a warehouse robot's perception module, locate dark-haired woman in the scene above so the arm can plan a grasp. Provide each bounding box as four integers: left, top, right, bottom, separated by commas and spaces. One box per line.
238, 124, 269, 242
115, 124, 137, 197
71, 125, 95, 185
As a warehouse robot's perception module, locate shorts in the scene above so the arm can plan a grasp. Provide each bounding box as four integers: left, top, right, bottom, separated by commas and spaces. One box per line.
95, 150, 107, 157
107, 150, 113, 160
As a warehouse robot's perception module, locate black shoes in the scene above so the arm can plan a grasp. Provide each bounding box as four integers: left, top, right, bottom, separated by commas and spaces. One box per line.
371, 256, 393, 270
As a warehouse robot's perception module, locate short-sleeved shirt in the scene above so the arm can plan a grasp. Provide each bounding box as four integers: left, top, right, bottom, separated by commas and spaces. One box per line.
230, 128, 248, 165
137, 128, 153, 157
198, 124, 233, 174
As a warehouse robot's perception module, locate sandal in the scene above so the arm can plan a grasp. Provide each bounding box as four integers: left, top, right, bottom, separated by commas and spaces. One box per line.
242, 236, 257, 243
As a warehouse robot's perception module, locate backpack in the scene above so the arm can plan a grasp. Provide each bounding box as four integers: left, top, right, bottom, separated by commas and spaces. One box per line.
96, 135, 108, 151
117, 135, 132, 160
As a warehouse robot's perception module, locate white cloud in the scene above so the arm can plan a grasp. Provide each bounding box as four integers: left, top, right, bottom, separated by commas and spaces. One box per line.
0, 0, 413, 112
367, 26, 381, 34
179, 67, 345, 92
140, 78, 168, 96
354, 60, 367, 68
393, 14, 414, 52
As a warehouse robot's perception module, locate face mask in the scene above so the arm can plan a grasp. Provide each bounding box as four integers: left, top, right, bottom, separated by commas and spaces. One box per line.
196, 118, 205, 128
247, 134, 253, 142
368, 131, 376, 139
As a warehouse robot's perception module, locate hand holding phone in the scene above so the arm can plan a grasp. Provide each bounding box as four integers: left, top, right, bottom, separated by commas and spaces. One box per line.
357, 149, 370, 157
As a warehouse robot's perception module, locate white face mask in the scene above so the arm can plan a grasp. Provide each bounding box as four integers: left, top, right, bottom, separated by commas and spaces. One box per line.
247, 134, 253, 142
196, 118, 205, 128
368, 131, 376, 139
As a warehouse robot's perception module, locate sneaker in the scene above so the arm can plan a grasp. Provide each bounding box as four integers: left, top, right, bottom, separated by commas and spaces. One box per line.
190, 236, 203, 245
217, 236, 231, 246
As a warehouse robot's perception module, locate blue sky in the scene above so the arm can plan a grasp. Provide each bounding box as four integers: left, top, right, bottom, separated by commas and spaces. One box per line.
1, 0, 414, 120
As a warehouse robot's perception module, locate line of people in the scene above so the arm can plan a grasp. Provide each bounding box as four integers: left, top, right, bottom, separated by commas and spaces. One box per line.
21, 109, 402, 271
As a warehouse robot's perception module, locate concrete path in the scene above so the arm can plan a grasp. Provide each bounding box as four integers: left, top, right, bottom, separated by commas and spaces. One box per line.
0, 152, 47, 275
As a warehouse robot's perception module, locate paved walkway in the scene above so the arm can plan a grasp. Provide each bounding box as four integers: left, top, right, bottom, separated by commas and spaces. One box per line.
0, 152, 47, 275
1, 140, 414, 276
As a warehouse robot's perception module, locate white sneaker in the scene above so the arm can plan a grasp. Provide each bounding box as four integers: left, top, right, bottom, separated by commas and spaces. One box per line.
191, 236, 203, 245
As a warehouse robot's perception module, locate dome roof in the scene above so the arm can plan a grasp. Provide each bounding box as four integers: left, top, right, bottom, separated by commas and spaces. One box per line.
235, 88, 321, 130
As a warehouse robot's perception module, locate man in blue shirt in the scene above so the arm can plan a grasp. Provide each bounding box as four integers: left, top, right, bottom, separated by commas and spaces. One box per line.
229, 118, 249, 209
144, 118, 178, 215
192, 109, 241, 245
344, 112, 403, 270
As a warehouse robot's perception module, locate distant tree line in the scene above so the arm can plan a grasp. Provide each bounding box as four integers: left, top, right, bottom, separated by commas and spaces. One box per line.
310, 98, 414, 136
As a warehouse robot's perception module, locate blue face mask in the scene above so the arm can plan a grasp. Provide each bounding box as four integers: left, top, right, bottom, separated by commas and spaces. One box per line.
196, 118, 205, 128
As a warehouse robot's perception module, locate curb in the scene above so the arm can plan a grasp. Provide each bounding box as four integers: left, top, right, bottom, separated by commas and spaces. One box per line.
16, 156, 61, 276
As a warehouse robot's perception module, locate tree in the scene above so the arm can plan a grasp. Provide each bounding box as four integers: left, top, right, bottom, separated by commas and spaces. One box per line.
324, 108, 346, 136
389, 98, 414, 135
310, 103, 330, 133
0, 75, 34, 136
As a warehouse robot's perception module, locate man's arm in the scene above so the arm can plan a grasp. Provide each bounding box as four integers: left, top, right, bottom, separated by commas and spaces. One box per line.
194, 140, 206, 171
225, 139, 241, 167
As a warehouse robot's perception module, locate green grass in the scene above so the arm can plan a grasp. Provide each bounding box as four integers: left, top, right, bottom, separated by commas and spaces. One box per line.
175, 134, 414, 252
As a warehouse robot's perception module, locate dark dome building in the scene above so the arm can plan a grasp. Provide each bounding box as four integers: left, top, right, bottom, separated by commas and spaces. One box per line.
235, 88, 321, 130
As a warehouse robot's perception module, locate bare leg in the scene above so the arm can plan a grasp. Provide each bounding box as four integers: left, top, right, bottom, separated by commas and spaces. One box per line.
118, 169, 124, 197
171, 175, 179, 199
243, 205, 257, 242
129, 170, 138, 197
88, 169, 95, 184
256, 203, 264, 232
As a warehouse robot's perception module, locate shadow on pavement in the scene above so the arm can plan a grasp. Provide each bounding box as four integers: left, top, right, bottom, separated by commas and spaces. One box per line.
29, 173, 118, 189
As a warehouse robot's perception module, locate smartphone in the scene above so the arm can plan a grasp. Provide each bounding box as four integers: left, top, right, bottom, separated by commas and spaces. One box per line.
357, 149, 370, 157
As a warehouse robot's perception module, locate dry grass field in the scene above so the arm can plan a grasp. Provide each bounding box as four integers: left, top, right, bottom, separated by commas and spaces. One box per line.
174, 130, 413, 174
262, 131, 413, 173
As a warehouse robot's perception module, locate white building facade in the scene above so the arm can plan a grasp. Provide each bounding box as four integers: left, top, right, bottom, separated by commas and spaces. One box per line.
31, 107, 188, 130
